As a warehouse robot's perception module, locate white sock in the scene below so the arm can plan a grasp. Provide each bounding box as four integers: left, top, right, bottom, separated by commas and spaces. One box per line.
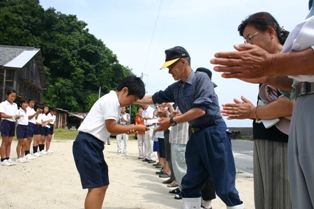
202, 199, 212, 209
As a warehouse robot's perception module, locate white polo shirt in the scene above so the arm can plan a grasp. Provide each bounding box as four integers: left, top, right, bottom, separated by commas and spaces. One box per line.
27, 106, 36, 124
17, 108, 28, 125
50, 114, 56, 124
36, 113, 43, 125
0, 100, 18, 122
142, 106, 155, 126
78, 90, 120, 142
41, 113, 52, 124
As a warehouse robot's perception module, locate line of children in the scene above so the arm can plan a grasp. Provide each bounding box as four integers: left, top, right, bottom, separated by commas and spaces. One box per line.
0, 89, 57, 166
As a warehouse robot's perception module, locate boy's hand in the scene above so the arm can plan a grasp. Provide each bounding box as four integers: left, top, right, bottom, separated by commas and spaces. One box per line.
136, 125, 150, 132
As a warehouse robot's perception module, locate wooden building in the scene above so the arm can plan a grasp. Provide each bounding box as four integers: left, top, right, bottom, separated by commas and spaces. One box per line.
0, 45, 47, 103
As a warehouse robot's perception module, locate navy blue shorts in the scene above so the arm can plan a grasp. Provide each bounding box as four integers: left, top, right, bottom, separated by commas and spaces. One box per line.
34, 125, 41, 135
16, 124, 28, 139
153, 141, 159, 152
73, 132, 109, 189
158, 138, 165, 158
48, 124, 54, 135
40, 126, 49, 136
28, 123, 41, 137
1, 120, 16, 137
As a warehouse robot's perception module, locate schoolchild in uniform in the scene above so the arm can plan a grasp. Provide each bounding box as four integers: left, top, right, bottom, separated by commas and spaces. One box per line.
26, 99, 41, 159
39, 105, 52, 155
33, 104, 43, 156
0, 89, 19, 166
72, 76, 148, 209
16, 99, 30, 163
47, 107, 56, 153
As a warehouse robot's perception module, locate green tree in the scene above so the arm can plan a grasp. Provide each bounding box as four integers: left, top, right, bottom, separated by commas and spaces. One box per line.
0, 0, 134, 111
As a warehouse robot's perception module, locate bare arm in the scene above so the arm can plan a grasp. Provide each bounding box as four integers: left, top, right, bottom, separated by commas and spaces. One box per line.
211, 44, 314, 79
105, 119, 149, 135
221, 96, 294, 120
156, 107, 205, 131
240, 76, 293, 92
135, 95, 154, 104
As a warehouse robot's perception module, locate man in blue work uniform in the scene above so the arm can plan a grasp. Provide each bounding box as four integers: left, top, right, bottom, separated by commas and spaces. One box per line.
138, 46, 243, 209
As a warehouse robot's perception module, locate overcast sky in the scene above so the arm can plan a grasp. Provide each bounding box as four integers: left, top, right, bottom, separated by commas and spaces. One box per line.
40, 0, 309, 127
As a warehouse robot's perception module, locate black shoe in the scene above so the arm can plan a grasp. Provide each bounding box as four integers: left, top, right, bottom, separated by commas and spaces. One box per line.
174, 193, 182, 200
152, 162, 160, 166
162, 178, 173, 184
142, 158, 149, 162
156, 171, 164, 175
155, 164, 163, 168
159, 173, 170, 178
169, 188, 180, 194
147, 160, 156, 163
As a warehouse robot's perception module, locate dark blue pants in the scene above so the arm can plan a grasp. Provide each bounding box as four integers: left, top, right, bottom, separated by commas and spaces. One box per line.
181, 122, 242, 206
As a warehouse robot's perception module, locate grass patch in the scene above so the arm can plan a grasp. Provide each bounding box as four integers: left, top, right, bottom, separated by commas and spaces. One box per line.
53, 129, 137, 140
54, 128, 78, 140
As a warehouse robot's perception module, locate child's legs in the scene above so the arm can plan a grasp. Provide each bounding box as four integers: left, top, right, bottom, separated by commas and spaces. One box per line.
46, 134, 52, 150
16, 138, 25, 158
123, 133, 128, 153
33, 134, 40, 146
137, 134, 144, 157
26, 136, 32, 151
1, 136, 12, 158
5, 137, 13, 158
40, 134, 45, 144
116, 134, 122, 152
85, 185, 108, 209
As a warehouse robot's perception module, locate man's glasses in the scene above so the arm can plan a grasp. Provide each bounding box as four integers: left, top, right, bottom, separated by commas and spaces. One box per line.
244, 32, 259, 44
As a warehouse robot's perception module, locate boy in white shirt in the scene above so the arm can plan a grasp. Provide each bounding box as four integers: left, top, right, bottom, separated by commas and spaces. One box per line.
73, 76, 148, 209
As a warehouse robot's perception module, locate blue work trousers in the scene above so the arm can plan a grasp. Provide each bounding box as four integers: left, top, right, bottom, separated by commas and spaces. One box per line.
181, 122, 242, 206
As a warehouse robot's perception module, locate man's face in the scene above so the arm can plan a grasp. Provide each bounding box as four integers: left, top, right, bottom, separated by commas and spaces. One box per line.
168, 59, 184, 81
141, 104, 148, 109
121, 107, 126, 113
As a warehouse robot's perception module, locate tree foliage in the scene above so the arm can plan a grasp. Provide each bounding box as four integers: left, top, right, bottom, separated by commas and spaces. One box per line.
0, 0, 134, 111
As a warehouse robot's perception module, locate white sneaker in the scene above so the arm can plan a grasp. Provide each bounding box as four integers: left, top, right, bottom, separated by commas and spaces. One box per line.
40, 150, 48, 155
25, 154, 36, 160
17, 158, 28, 163
34, 152, 42, 157
47, 150, 53, 154
1, 159, 12, 166
8, 159, 16, 165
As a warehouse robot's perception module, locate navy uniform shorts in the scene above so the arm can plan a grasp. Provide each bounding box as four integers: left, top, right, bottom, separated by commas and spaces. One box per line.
1, 120, 16, 137
72, 132, 109, 189
16, 124, 28, 139
28, 122, 41, 137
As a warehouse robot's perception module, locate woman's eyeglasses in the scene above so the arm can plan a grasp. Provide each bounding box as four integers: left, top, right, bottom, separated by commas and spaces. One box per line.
244, 32, 259, 44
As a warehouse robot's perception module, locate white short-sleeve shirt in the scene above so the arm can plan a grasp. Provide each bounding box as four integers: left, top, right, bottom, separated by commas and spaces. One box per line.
0, 100, 18, 122
78, 90, 120, 142
41, 113, 52, 125
142, 106, 155, 125
17, 108, 29, 125
36, 113, 43, 125
50, 115, 56, 124
27, 106, 36, 124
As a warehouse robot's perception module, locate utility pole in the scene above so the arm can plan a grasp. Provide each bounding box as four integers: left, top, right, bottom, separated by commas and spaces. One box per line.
98, 86, 101, 99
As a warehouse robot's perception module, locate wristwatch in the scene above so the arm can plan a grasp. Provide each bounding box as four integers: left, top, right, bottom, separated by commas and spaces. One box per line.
170, 117, 177, 126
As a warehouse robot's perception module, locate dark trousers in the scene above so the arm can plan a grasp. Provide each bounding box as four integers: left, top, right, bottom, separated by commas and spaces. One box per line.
181, 122, 242, 206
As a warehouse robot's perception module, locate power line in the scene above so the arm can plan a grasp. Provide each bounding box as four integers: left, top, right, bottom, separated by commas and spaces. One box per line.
142, 0, 164, 73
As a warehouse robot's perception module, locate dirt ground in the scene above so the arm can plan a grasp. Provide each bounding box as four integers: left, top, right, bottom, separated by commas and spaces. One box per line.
0, 138, 254, 209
